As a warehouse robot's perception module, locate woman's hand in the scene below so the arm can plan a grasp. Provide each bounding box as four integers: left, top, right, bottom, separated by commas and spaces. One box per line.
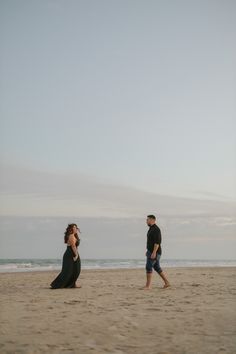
73, 255, 79, 261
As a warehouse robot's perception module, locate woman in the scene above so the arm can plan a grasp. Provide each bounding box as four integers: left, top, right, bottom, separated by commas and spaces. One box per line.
50, 223, 81, 289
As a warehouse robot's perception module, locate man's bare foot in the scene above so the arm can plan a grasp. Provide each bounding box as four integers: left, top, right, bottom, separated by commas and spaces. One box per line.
141, 286, 152, 290
163, 283, 170, 289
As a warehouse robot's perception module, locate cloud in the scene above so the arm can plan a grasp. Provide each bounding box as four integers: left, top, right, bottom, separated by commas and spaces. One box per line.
193, 190, 235, 201
0, 163, 235, 218
0, 215, 235, 259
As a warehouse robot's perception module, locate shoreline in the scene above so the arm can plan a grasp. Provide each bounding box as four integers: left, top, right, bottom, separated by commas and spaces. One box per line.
0, 264, 236, 275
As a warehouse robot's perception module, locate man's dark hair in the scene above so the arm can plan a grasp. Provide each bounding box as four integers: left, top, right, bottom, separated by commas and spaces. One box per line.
147, 215, 156, 220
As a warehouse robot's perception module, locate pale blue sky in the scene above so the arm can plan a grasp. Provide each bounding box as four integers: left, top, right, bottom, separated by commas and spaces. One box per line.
0, 1, 235, 259
1, 0, 236, 199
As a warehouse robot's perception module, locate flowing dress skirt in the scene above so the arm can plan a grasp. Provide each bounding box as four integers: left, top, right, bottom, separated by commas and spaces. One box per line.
50, 246, 81, 289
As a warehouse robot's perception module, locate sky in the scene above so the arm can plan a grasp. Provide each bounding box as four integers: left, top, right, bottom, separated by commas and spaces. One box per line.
0, 0, 235, 259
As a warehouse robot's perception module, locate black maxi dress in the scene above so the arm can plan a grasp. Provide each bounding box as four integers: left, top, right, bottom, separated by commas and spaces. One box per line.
50, 240, 81, 289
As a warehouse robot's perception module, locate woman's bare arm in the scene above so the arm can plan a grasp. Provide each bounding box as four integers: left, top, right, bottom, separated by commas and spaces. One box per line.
68, 234, 78, 260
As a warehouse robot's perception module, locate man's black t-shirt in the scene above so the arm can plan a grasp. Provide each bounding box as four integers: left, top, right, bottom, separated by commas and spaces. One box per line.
146, 224, 162, 255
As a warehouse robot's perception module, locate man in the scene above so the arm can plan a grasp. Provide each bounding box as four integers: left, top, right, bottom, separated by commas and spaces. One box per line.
143, 214, 170, 290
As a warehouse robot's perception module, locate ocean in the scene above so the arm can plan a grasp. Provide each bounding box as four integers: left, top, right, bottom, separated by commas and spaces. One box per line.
0, 258, 236, 273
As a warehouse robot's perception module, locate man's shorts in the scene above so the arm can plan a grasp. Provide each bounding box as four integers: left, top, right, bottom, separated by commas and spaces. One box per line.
146, 250, 162, 274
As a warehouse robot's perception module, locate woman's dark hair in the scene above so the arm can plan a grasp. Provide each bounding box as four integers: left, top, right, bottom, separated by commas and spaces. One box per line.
64, 223, 79, 244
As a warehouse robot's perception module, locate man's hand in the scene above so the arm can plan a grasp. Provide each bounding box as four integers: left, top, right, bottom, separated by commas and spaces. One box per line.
151, 252, 156, 260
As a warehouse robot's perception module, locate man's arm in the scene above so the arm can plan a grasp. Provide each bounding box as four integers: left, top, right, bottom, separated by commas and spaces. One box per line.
151, 243, 159, 259
151, 228, 161, 259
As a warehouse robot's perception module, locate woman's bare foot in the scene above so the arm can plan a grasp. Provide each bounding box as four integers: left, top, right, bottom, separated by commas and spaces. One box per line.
74, 284, 82, 288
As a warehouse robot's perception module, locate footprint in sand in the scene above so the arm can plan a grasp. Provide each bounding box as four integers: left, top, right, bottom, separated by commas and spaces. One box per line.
114, 333, 126, 340
64, 300, 81, 305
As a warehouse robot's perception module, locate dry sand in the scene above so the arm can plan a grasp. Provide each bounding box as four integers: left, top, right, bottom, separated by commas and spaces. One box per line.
0, 267, 236, 354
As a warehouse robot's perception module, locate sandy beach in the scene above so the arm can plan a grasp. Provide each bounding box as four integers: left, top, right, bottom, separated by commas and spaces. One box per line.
0, 267, 236, 354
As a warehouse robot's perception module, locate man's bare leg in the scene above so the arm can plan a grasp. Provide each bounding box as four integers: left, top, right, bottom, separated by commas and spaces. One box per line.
159, 271, 170, 288
143, 272, 152, 290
